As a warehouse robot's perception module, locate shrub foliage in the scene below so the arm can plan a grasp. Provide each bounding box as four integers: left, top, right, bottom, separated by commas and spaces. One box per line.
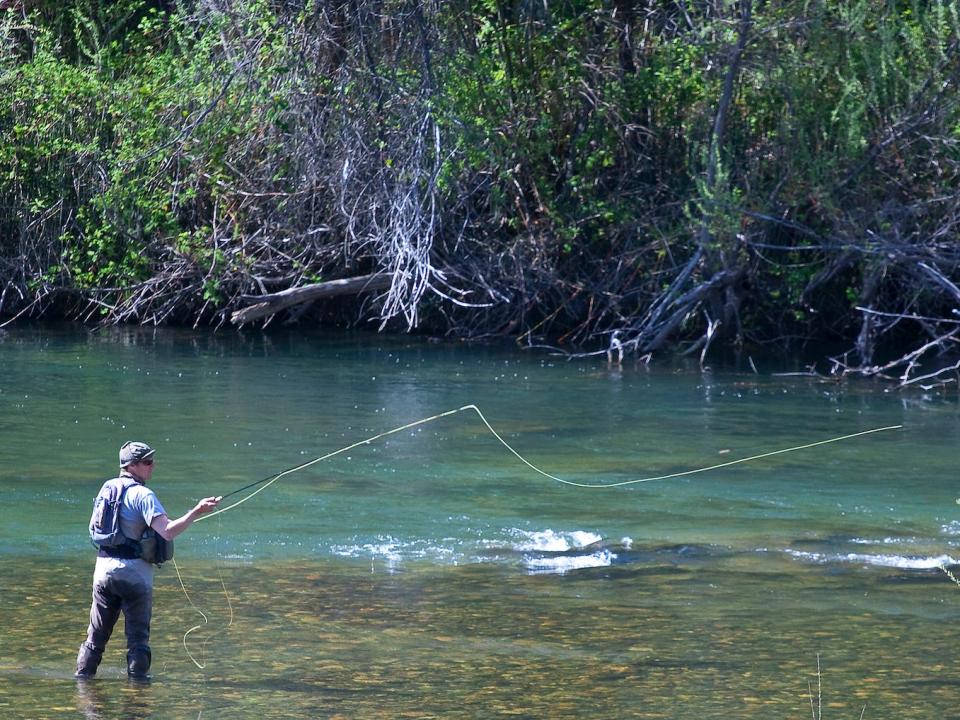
1, 0, 958, 375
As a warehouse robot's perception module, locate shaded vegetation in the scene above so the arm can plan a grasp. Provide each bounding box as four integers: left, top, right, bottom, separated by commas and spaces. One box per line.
1, 0, 958, 380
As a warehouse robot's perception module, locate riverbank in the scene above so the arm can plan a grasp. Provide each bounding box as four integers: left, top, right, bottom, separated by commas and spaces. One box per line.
3, 0, 959, 386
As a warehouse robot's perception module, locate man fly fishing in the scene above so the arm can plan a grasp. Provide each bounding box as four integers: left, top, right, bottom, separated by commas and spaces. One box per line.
75, 441, 220, 680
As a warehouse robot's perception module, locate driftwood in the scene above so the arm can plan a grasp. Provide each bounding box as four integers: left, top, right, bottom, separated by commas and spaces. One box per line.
231, 273, 392, 325
829, 325, 960, 387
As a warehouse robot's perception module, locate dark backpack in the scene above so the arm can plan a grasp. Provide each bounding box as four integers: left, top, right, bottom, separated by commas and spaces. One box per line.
89, 478, 139, 549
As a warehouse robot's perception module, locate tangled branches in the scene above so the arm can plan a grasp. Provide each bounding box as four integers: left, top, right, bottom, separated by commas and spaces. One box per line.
0, 0, 959, 388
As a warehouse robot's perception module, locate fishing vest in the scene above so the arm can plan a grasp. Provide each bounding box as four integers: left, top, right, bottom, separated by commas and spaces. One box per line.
89, 477, 174, 566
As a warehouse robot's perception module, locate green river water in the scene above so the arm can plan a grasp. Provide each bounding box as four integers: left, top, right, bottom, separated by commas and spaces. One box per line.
0, 325, 958, 719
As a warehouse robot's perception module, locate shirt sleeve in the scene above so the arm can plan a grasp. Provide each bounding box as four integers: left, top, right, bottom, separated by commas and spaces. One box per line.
133, 487, 168, 527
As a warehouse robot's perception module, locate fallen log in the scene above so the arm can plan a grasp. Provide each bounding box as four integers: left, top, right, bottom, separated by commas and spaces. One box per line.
231, 272, 392, 324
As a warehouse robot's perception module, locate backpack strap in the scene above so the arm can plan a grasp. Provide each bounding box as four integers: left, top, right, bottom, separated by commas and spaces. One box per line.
106, 477, 138, 540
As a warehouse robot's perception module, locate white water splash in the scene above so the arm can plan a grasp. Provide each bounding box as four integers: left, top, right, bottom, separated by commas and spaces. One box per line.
506, 529, 603, 553
524, 550, 615, 575
786, 549, 958, 569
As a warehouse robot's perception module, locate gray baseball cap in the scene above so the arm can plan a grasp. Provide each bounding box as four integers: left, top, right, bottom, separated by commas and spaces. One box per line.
119, 441, 156, 467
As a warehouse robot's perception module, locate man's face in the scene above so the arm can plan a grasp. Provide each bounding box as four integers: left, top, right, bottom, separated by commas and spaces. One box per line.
129, 458, 155, 483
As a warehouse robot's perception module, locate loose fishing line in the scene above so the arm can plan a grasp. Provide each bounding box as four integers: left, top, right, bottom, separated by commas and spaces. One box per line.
200, 404, 902, 509
173, 557, 210, 669
178, 404, 902, 666
176, 511, 233, 670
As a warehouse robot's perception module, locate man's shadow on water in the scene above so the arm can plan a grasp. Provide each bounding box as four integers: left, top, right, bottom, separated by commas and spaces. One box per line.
74, 677, 155, 720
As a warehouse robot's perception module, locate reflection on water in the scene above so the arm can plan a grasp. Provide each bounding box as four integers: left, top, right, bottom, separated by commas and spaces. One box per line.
74, 678, 155, 720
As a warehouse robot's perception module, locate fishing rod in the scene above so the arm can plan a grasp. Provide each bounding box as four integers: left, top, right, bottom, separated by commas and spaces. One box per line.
219, 471, 287, 501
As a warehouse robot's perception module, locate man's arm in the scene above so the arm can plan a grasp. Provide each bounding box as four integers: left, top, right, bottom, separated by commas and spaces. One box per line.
150, 496, 221, 541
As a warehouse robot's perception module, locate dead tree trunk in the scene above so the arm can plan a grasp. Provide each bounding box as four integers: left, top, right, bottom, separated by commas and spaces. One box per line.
615, 0, 753, 357
696, 0, 752, 338
231, 273, 392, 325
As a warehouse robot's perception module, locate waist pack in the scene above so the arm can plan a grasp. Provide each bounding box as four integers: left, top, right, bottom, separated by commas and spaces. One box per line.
138, 530, 174, 566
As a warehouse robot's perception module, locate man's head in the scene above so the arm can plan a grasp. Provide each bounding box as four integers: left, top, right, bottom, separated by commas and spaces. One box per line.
119, 441, 155, 468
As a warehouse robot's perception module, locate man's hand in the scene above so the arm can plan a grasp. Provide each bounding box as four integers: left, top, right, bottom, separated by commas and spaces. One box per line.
194, 496, 222, 515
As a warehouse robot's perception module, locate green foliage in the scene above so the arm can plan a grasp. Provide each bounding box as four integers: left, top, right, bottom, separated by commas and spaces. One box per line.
0, 0, 286, 301
0, 0, 957, 345
436, 0, 667, 258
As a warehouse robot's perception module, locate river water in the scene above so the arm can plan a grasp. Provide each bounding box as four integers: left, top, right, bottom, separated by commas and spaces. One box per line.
0, 325, 958, 718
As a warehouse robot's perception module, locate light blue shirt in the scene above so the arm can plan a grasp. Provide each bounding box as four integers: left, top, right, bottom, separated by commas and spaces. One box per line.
116, 471, 167, 541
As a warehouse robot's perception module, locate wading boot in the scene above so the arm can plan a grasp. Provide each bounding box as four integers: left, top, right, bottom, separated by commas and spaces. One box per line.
127, 647, 151, 681
75, 644, 101, 679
